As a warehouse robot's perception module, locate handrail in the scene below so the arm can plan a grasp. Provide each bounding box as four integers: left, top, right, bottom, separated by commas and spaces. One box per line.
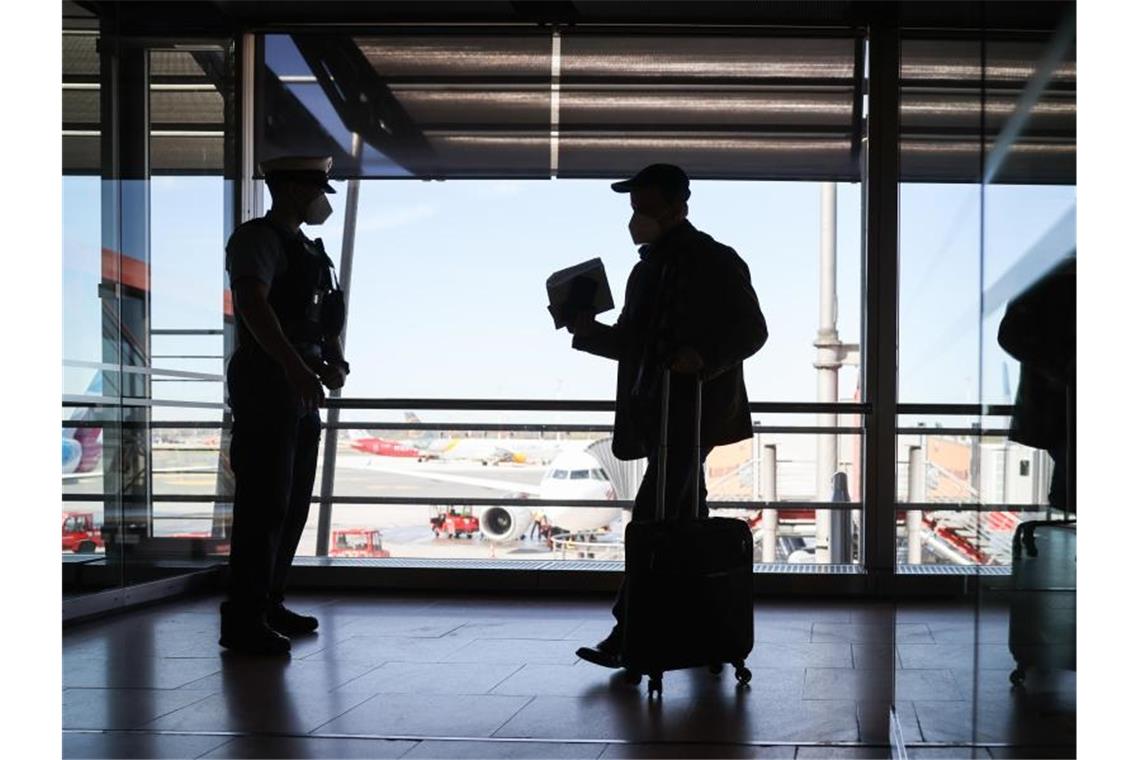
63, 397, 1015, 416
62, 492, 1052, 512
61, 493, 864, 510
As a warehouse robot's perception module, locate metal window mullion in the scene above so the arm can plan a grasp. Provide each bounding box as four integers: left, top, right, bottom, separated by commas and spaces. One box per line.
315, 132, 364, 557
863, 17, 901, 581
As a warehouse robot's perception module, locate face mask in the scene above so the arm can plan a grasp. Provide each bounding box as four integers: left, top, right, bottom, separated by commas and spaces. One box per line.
629, 212, 662, 245
303, 193, 333, 226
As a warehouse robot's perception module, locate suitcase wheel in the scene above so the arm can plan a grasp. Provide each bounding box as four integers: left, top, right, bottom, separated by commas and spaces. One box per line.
1010, 667, 1027, 687
647, 674, 663, 698
709, 663, 724, 675
734, 664, 752, 685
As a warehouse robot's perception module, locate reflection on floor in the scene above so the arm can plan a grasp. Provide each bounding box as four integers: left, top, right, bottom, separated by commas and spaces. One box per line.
62, 593, 1075, 759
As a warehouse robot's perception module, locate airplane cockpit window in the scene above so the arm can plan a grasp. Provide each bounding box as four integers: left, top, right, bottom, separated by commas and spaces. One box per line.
551, 470, 568, 480
570, 470, 590, 480
591, 469, 610, 481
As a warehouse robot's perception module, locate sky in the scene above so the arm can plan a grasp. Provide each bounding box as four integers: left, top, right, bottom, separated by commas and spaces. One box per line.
62, 175, 1075, 426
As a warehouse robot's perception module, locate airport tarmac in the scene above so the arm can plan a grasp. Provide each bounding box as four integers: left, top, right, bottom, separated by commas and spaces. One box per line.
63, 449, 608, 561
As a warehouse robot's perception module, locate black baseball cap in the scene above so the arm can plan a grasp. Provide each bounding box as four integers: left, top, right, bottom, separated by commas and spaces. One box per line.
610, 163, 691, 202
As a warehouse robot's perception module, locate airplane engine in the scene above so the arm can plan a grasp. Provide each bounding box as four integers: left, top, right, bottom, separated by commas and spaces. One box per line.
478, 505, 534, 543
62, 437, 82, 474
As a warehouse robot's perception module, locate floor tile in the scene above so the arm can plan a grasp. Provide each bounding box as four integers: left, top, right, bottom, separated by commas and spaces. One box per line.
753, 621, 813, 644
985, 746, 1076, 759
600, 742, 795, 758
200, 735, 417, 758
443, 637, 582, 665
748, 643, 853, 669
913, 699, 1074, 746
793, 747, 889, 760
754, 605, 853, 624
810, 624, 932, 645
492, 695, 697, 742
143, 688, 374, 734
333, 615, 470, 638
301, 634, 462, 665
908, 749, 989, 759
63, 656, 223, 689
682, 697, 861, 743
316, 692, 534, 737
63, 688, 217, 730
334, 661, 523, 696
441, 618, 586, 640
178, 656, 379, 693
62, 730, 231, 759
491, 664, 804, 702
404, 739, 607, 758
851, 644, 900, 670
802, 669, 953, 702
897, 644, 1016, 671
856, 701, 920, 744
793, 747, 889, 759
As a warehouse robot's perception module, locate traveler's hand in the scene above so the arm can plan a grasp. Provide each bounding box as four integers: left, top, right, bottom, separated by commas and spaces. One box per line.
670, 346, 705, 374
569, 311, 601, 338
285, 358, 325, 413
319, 362, 348, 391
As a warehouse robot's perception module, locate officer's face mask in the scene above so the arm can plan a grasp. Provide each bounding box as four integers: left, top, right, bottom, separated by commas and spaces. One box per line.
303, 192, 334, 226
628, 212, 663, 245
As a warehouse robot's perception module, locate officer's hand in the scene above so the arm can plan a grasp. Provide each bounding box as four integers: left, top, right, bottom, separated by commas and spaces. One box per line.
285, 359, 325, 413
319, 362, 348, 391
670, 346, 705, 375
569, 311, 601, 338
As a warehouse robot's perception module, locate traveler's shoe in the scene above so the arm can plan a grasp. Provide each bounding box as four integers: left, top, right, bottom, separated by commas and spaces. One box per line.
219, 602, 291, 656
267, 604, 319, 636
576, 632, 622, 669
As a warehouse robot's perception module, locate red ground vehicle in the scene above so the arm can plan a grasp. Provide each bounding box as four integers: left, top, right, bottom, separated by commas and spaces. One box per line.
62, 512, 104, 554
430, 507, 480, 538
330, 528, 391, 558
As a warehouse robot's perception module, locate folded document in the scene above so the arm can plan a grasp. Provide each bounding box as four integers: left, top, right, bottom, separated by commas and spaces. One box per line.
546, 258, 615, 329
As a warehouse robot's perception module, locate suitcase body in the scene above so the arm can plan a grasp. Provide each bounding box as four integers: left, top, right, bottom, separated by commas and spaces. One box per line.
620, 371, 755, 696
1008, 520, 1076, 686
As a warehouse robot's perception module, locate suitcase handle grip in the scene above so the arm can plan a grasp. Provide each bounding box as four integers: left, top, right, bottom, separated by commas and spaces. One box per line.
655, 369, 704, 522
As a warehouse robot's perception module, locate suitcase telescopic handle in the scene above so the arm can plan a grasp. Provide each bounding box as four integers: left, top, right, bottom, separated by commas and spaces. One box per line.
654, 369, 704, 522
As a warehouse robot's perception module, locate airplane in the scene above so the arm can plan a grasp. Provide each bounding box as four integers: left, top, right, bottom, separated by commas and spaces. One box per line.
339, 443, 623, 544
347, 430, 425, 459
63, 372, 218, 483
63, 374, 104, 477
347, 412, 568, 466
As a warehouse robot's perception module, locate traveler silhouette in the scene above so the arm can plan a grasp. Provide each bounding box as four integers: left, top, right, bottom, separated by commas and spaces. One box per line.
220, 156, 351, 655
998, 256, 1076, 513
568, 164, 768, 668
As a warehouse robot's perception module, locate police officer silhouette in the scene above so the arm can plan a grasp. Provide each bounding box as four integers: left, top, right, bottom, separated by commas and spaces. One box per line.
220, 156, 350, 655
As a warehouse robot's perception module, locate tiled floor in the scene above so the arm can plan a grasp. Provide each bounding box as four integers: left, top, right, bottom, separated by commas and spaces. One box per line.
61, 593, 1075, 759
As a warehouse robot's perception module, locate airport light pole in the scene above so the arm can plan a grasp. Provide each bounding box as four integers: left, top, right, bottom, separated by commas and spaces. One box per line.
315, 132, 362, 557
761, 444, 778, 563
906, 445, 925, 564
815, 182, 860, 564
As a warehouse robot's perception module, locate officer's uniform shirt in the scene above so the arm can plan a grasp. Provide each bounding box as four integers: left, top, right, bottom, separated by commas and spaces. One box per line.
224, 219, 323, 355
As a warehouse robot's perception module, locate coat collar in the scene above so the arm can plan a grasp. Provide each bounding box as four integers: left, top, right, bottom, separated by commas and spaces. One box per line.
638, 219, 695, 261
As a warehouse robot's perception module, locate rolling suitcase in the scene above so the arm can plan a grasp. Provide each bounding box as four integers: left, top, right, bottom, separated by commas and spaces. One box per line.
1008, 519, 1076, 686
621, 370, 755, 698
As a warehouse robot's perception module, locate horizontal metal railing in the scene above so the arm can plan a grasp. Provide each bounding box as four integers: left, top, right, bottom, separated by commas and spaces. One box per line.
62, 399, 1039, 513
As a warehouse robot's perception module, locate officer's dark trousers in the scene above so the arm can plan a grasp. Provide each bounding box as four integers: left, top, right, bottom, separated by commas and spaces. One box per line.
609, 376, 711, 639
226, 354, 321, 616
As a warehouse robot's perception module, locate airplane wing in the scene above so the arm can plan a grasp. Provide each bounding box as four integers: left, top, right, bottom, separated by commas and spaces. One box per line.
336, 458, 545, 496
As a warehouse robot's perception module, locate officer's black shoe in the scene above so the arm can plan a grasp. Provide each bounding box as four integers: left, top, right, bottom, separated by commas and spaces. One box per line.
267, 604, 319, 636
576, 631, 623, 669
219, 602, 291, 656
